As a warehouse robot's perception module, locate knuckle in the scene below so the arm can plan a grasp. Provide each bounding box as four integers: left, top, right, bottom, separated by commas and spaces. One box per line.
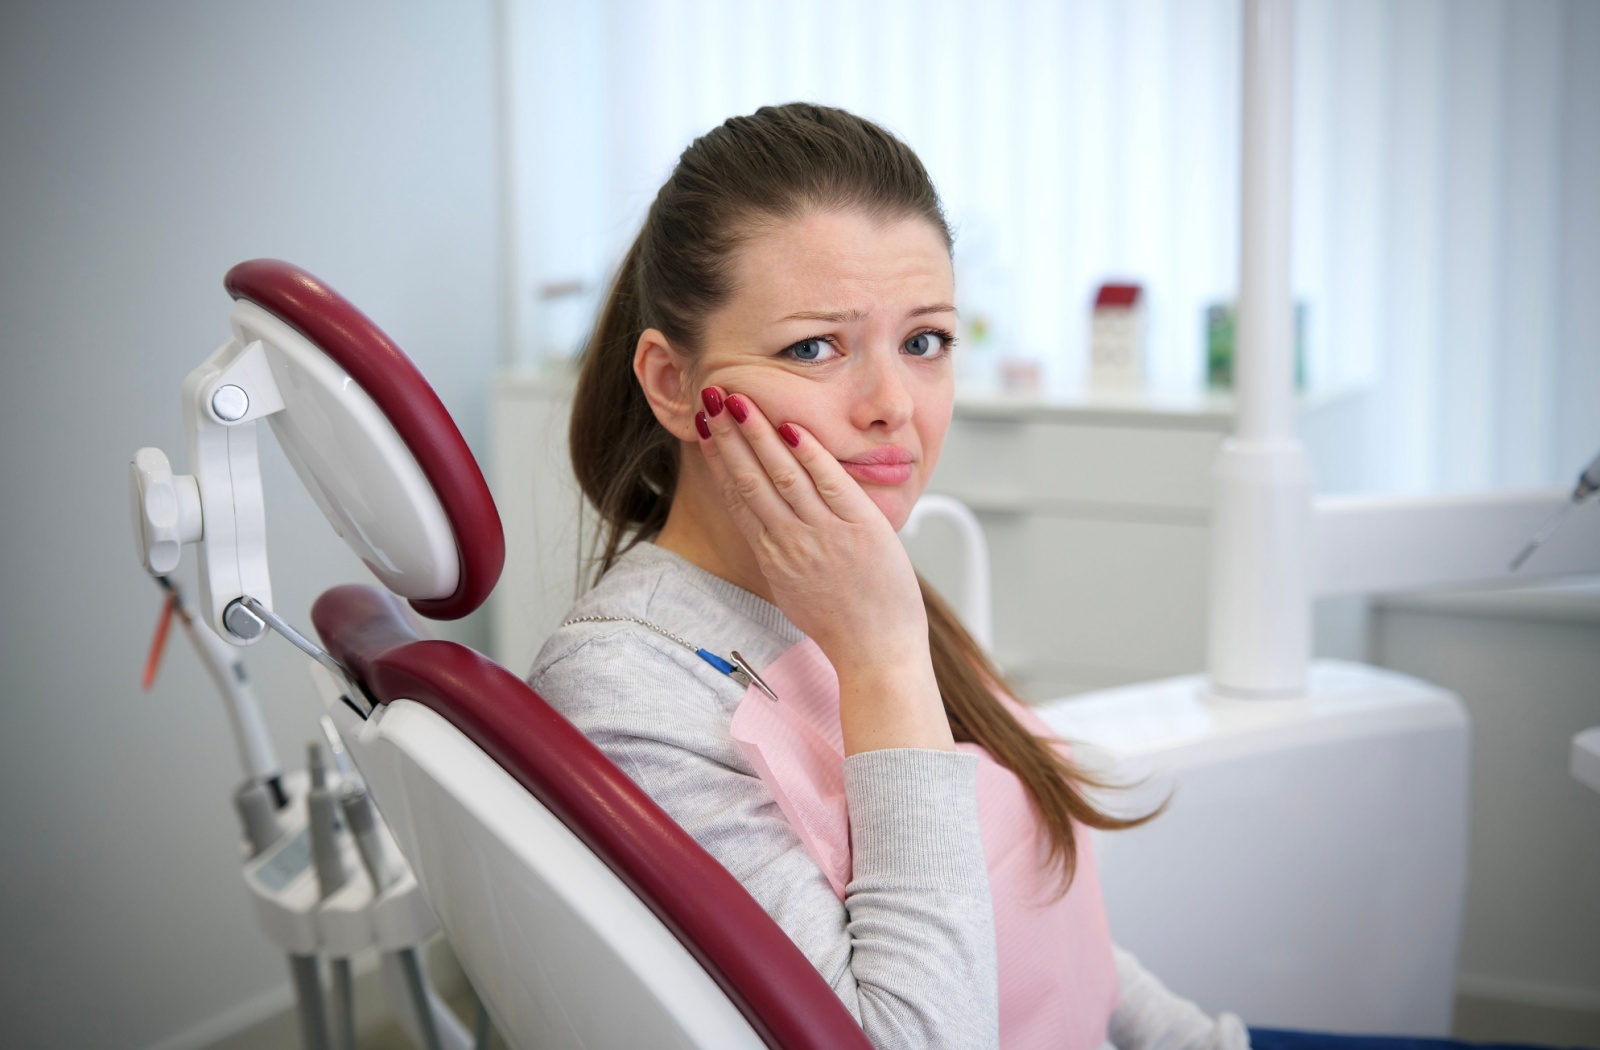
770, 468, 806, 496
815, 475, 852, 501
732, 471, 765, 501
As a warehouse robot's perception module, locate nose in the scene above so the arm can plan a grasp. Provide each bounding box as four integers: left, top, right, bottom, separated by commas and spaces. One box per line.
850, 346, 915, 431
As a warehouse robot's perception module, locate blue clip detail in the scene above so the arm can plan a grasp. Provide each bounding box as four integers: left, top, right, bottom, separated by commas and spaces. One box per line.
696, 649, 736, 676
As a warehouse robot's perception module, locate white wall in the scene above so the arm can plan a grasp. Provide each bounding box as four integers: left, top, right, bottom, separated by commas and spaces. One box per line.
0, 3, 501, 1047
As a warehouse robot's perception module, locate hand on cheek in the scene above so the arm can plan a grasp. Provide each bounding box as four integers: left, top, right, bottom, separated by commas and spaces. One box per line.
691, 386, 928, 673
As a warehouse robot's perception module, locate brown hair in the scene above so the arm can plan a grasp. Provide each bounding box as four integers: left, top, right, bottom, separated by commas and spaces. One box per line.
570, 103, 1154, 890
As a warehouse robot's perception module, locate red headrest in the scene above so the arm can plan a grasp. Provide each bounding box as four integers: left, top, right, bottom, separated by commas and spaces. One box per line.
224, 259, 503, 620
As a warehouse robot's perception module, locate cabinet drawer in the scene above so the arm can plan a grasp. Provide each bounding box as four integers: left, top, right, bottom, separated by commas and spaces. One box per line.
990, 516, 1210, 676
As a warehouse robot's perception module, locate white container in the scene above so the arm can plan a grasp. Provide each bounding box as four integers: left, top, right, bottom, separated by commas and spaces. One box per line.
1039, 660, 1470, 1036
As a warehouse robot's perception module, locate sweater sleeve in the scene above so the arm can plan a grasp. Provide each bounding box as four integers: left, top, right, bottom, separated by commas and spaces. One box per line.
1108, 946, 1251, 1050
529, 632, 999, 1050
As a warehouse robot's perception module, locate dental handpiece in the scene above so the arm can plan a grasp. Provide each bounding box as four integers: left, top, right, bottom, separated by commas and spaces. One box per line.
1510, 447, 1600, 570
337, 774, 442, 1049
306, 743, 348, 899
1576, 449, 1600, 502
339, 780, 402, 894
234, 778, 285, 857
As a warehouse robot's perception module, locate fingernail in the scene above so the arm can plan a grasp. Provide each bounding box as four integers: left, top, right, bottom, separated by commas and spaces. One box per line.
701, 387, 723, 417
694, 411, 711, 440
726, 394, 748, 423
779, 423, 800, 448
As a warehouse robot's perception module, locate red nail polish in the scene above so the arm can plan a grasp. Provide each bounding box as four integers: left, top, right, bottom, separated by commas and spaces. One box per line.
779, 423, 800, 448
694, 411, 711, 440
701, 387, 723, 417
726, 395, 748, 423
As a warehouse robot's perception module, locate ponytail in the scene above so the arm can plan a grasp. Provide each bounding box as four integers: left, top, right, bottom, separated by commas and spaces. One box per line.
922, 577, 1161, 891
569, 236, 678, 578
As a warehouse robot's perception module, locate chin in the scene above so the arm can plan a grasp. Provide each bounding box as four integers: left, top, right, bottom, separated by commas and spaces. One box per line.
871, 489, 920, 531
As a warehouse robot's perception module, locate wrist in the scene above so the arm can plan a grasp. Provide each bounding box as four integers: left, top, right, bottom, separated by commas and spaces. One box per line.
836, 656, 954, 755
811, 613, 929, 675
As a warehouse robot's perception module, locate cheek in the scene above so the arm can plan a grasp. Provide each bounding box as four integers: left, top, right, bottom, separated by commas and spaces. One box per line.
714, 369, 838, 434
916, 381, 955, 475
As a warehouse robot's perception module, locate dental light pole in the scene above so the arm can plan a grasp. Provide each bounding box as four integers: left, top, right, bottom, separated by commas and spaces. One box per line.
1207, 0, 1313, 701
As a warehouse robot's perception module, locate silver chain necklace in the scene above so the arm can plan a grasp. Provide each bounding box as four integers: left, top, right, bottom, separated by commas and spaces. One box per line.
561, 614, 779, 701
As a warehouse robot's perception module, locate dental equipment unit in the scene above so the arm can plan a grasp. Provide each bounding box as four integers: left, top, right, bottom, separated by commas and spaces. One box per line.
130, 257, 872, 1049
137, 574, 469, 1050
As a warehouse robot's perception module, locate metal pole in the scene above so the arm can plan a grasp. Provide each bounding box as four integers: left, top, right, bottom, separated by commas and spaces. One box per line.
1236, 0, 1297, 445
289, 955, 332, 1050
1207, 0, 1314, 700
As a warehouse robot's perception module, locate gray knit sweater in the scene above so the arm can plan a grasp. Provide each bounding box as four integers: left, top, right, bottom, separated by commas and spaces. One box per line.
528, 543, 1249, 1050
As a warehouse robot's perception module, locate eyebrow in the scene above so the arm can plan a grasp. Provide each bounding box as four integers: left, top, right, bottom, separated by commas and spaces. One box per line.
776, 302, 958, 324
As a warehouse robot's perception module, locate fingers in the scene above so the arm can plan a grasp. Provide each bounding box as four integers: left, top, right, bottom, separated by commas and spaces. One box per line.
714, 391, 843, 526
777, 421, 885, 525
696, 387, 808, 531
695, 387, 883, 528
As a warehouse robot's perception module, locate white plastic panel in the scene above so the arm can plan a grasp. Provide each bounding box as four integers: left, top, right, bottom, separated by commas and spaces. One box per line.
1315, 489, 1600, 596
229, 300, 459, 601
333, 697, 765, 1050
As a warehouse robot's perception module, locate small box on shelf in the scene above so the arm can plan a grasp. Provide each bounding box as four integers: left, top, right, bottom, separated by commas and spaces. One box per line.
1088, 283, 1147, 389
1205, 299, 1308, 390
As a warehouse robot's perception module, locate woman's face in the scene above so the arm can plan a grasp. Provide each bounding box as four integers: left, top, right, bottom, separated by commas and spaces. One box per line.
688, 208, 957, 530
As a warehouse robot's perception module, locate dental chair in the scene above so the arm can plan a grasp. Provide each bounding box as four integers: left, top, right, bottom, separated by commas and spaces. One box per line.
130, 259, 872, 1050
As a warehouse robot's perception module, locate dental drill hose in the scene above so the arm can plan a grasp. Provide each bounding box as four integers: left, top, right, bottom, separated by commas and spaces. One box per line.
339, 772, 451, 1050
290, 956, 331, 1050
307, 744, 357, 1050
156, 576, 287, 807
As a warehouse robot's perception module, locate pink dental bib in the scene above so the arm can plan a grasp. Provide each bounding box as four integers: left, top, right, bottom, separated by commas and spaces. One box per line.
729, 639, 1118, 1050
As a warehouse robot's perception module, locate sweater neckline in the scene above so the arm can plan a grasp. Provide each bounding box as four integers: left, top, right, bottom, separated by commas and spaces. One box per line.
623, 542, 805, 644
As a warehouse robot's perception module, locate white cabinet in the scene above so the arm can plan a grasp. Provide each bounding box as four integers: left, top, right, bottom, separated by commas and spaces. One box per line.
907, 398, 1229, 699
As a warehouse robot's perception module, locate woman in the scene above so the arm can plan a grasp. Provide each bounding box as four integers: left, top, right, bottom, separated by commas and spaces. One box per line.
530, 103, 1248, 1050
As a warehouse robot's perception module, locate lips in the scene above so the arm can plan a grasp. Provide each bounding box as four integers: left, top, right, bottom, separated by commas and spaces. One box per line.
840, 446, 914, 485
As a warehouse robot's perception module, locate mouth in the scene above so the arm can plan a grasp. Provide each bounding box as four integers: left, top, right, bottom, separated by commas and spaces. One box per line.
840, 446, 915, 486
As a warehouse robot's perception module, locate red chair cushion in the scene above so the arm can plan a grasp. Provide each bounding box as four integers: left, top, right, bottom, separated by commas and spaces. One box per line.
313, 585, 872, 1050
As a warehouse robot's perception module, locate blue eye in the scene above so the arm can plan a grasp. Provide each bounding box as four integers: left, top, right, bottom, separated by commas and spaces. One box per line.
904, 330, 953, 358
782, 337, 838, 362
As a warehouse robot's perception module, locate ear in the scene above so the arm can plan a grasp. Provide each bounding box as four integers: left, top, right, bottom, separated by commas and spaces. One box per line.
633, 328, 697, 442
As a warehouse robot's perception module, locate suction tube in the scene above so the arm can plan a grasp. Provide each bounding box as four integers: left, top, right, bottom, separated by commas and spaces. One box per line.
158, 576, 287, 805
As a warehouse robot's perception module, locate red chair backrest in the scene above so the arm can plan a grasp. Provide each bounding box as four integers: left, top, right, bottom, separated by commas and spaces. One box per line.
314, 589, 873, 1050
